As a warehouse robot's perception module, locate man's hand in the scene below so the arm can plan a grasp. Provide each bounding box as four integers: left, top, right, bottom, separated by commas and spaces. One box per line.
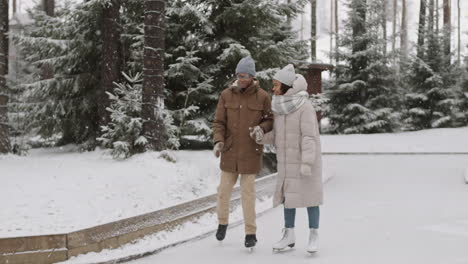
300, 164, 312, 176
213, 142, 224, 158
249, 126, 264, 143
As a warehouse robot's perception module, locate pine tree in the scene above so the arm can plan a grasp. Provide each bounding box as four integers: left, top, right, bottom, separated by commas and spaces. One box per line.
0, 0, 11, 153
400, 0, 408, 62
14, 1, 115, 148
442, 0, 450, 65
98, 72, 179, 159
13, 0, 309, 152
98, 0, 122, 127
327, 0, 400, 134
311, 0, 317, 60
142, 0, 167, 151
417, 0, 427, 60
462, 51, 468, 121
404, 0, 465, 130
98, 72, 146, 159
163, 0, 308, 146
403, 0, 465, 130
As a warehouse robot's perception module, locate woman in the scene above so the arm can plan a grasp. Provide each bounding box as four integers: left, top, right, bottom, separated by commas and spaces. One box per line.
250, 64, 323, 253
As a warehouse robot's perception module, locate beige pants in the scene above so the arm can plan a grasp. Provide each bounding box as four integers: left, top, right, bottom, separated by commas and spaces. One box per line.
216, 170, 257, 235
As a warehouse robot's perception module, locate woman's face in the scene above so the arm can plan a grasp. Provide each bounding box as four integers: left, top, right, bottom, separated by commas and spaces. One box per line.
272, 80, 282, 96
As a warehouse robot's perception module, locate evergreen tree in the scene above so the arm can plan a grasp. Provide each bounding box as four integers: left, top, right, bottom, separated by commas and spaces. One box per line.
14, 1, 106, 147
13, 0, 310, 153
156, 0, 309, 146
98, 72, 179, 159
327, 0, 400, 134
402, 0, 465, 130
0, 0, 10, 153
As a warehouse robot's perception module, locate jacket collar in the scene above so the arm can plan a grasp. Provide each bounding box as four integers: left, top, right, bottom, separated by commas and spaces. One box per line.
230, 79, 259, 95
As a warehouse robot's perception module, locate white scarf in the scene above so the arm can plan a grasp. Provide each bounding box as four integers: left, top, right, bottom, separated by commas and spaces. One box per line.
271, 91, 309, 115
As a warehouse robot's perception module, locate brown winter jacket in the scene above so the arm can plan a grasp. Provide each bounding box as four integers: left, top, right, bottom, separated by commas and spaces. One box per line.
213, 80, 274, 174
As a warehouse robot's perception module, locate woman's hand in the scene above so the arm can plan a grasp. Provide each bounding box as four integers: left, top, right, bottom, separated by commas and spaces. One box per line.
300, 164, 312, 176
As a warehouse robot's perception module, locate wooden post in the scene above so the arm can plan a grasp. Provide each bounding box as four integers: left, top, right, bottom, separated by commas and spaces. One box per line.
303, 63, 334, 132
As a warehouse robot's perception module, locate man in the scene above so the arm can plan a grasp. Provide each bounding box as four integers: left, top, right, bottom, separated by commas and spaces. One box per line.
212, 56, 274, 248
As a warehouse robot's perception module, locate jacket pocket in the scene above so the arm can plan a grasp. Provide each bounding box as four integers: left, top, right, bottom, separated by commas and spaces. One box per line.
247, 101, 263, 126
247, 102, 263, 111
222, 136, 233, 152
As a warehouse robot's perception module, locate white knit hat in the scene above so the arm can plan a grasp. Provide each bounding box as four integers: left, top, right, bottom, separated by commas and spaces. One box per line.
273, 64, 296, 86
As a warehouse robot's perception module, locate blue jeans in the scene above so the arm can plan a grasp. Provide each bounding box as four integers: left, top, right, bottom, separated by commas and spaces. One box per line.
284, 206, 320, 229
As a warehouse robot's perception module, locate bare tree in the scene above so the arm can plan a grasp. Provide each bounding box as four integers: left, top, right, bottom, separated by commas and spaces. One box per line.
98, 0, 122, 127
443, 0, 450, 64
0, 0, 10, 153
311, 0, 317, 61
142, 0, 167, 151
417, 0, 427, 59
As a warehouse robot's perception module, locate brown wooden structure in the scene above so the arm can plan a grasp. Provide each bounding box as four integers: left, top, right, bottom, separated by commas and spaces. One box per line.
302, 63, 334, 123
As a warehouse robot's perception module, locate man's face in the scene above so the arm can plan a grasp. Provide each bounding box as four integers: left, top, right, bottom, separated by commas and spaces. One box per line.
236, 73, 254, 89
272, 80, 282, 96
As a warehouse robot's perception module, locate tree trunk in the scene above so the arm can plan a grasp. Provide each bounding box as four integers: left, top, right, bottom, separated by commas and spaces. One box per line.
351, 0, 367, 78
436, 0, 439, 34
382, 0, 388, 56
42, 0, 54, 80
417, 0, 427, 59
98, 0, 122, 127
443, 0, 450, 64
142, 0, 167, 151
287, 0, 292, 25
311, 0, 317, 61
330, 0, 333, 65
13, 0, 17, 14
42, 0, 55, 16
400, 0, 408, 60
300, 11, 304, 41
0, 0, 10, 153
392, 0, 397, 53
335, 0, 339, 66
428, 0, 434, 32
457, 0, 460, 65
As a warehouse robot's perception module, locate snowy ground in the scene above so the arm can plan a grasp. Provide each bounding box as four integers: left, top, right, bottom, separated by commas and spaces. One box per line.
1, 126, 467, 239
320, 126, 468, 153
0, 147, 221, 237
128, 155, 468, 264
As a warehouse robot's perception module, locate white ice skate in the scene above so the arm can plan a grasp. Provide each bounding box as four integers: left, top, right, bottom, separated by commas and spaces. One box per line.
272, 228, 295, 252
306, 228, 319, 253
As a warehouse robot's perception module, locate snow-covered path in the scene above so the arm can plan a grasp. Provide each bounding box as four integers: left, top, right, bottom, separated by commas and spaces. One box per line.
129, 155, 468, 264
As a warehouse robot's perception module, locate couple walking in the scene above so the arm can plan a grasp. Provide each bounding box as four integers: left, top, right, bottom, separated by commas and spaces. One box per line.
212, 57, 323, 253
